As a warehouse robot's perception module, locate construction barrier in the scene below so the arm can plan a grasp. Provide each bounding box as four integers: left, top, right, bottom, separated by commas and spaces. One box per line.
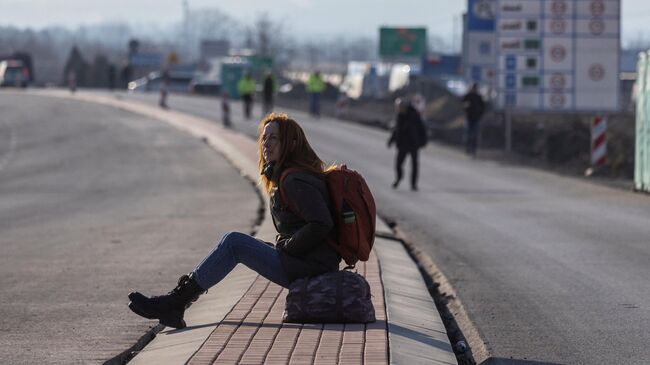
591, 116, 607, 167
636, 52, 650, 192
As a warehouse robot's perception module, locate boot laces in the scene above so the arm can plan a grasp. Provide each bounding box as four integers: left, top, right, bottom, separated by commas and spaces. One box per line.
169, 274, 191, 295
149, 274, 206, 304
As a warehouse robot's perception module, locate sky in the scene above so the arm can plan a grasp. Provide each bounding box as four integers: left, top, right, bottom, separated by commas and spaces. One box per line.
1, 0, 650, 47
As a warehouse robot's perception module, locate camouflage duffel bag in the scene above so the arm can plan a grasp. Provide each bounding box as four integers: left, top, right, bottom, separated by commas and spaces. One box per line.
282, 270, 376, 323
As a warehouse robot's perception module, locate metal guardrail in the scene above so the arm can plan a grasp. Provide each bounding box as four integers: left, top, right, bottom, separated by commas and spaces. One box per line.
636, 51, 650, 192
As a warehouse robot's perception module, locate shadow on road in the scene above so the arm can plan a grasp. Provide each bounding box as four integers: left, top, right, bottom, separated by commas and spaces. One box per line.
480, 358, 566, 365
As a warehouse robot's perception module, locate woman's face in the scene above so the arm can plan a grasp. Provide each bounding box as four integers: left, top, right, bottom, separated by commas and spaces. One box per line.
262, 122, 281, 163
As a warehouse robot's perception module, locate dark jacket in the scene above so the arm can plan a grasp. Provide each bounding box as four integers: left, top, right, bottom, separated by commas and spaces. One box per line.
388, 105, 427, 150
462, 91, 486, 121
271, 170, 341, 282
263, 76, 275, 102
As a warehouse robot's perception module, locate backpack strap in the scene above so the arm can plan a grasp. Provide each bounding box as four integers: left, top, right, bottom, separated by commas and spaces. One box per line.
278, 167, 305, 211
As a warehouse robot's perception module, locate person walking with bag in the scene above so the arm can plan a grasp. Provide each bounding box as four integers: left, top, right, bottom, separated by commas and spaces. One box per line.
387, 98, 427, 191
221, 91, 231, 127
127, 113, 341, 329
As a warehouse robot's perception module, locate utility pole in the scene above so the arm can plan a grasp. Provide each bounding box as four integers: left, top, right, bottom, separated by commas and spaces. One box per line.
505, 110, 512, 153
182, 0, 190, 59
452, 15, 459, 53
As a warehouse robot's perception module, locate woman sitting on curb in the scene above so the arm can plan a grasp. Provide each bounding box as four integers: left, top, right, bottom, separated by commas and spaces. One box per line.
128, 113, 341, 329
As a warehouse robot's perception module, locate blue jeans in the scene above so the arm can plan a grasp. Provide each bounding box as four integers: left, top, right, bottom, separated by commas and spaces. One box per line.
464, 118, 479, 155
309, 92, 321, 116
192, 231, 291, 290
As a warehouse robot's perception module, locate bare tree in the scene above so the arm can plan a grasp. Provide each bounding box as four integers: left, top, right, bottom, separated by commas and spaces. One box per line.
252, 13, 292, 58
186, 8, 239, 59
254, 13, 274, 56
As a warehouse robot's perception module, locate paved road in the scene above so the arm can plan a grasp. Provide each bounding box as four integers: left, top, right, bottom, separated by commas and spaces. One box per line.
118, 91, 650, 365
0, 92, 258, 364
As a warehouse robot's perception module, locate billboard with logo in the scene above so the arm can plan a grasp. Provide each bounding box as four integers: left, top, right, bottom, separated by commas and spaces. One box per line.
495, 0, 620, 112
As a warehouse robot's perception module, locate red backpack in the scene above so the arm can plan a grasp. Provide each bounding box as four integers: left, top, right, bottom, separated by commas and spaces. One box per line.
279, 165, 376, 267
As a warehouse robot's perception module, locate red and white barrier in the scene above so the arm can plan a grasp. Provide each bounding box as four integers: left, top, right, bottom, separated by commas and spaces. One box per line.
591, 116, 607, 166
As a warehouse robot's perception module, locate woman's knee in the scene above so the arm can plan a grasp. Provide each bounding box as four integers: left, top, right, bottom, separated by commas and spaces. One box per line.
219, 232, 251, 255
219, 231, 249, 247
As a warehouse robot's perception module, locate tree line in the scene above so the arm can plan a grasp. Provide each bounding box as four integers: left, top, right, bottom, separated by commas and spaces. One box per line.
0, 8, 378, 88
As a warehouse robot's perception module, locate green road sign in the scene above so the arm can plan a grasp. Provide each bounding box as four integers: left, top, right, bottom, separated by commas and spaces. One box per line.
249, 55, 273, 71
221, 62, 246, 99
379, 27, 427, 58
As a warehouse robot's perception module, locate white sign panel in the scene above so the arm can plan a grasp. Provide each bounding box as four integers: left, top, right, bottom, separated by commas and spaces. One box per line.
464, 0, 497, 85
495, 0, 620, 112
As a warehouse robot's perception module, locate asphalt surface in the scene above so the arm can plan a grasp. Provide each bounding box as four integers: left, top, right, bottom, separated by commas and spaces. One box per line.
0, 92, 258, 364
118, 91, 650, 365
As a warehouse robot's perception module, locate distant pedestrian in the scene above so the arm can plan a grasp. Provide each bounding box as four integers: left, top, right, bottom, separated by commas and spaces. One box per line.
127, 113, 342, 329
159, 69, 170, 109
461, 83, 486, 156
387, 98, 427, 191
238, 72, 256, 120
107, 65, 116, 91
221, 91, 232, 127
262, 72, 277, 116
67, 70, 77, 94
306, 71, 326, 117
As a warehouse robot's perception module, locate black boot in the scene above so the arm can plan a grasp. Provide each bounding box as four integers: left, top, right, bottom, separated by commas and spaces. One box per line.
128, 274, 205, 329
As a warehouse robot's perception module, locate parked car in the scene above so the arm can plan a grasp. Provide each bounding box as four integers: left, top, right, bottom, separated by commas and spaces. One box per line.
189, 58, 222, 95
128, 70, 194, 93
189, 76, 220, 95
0, 59, 29, 87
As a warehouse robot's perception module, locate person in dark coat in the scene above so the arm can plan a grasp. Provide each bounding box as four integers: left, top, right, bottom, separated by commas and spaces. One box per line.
127, 113, 341, 329
462, 83, 486, 156
387, 98, 427, 191
107, 65, 116, 91
262, 72, 276, 116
